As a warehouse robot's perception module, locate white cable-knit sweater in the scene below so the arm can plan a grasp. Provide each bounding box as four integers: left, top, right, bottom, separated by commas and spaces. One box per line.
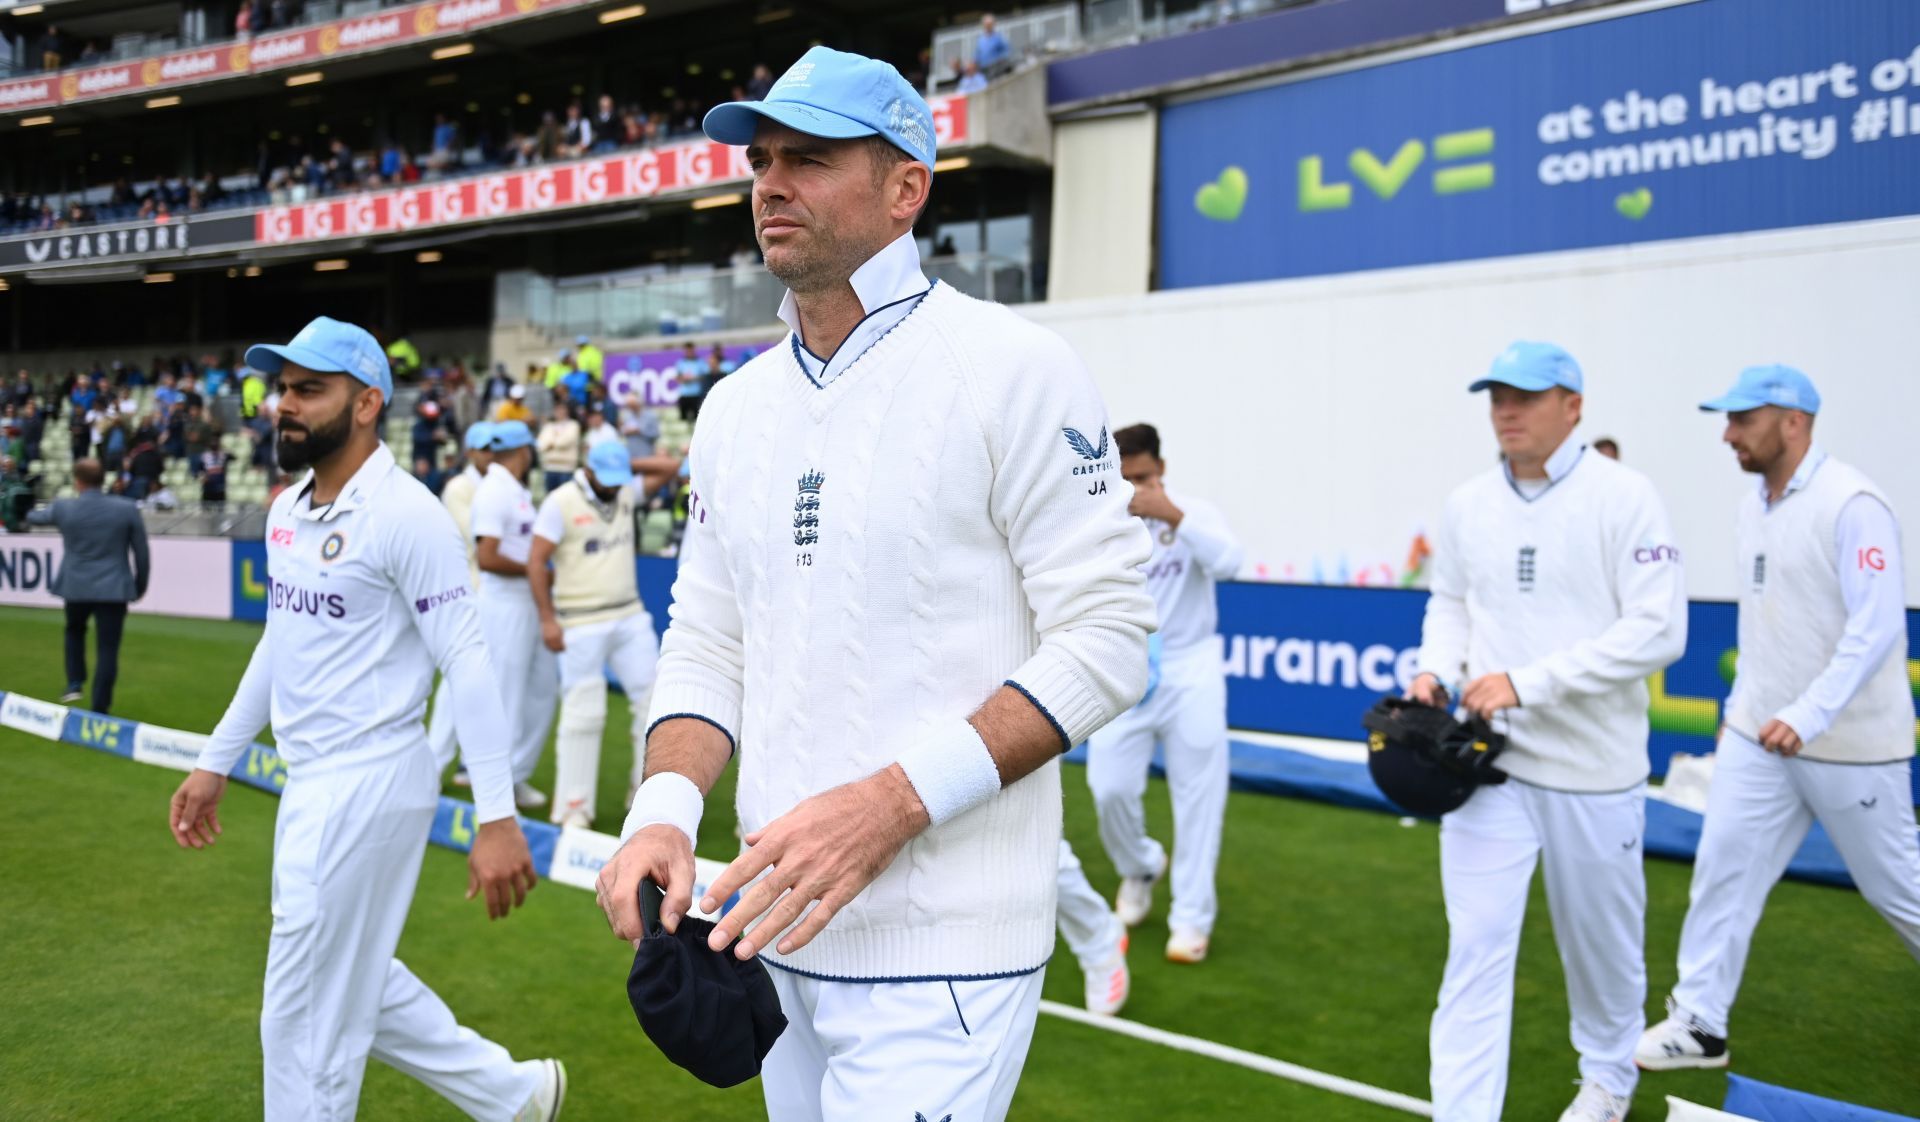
647, 281, 1156, 981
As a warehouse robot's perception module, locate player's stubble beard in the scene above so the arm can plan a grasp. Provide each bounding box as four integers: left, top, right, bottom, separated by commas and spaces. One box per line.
758, 207, 874, 297
276, 401, 352, 472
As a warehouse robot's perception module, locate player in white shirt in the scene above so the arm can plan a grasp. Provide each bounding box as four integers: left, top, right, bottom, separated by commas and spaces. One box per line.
430, 421, 492, 774
1412, 342, 1687, 1122
529, 441, 680, 829
471, 420, 559, 810
166, 317, 565, 1122
1087, 423, 1244, 964
1637, 366, 1920, 1072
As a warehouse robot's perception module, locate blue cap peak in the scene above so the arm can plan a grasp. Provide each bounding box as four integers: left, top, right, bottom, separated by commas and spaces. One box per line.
1699, 364, 1821, 415
244, 316, 393, 401
703, 46, 935, 166
1469, 341, 1584, 394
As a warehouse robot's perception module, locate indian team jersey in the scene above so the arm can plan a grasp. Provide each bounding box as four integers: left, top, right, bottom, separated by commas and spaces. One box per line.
1138, 490, 1244, 654
254, 443, 485, 768
532, 472, 642, 627
470, 462, 536, 597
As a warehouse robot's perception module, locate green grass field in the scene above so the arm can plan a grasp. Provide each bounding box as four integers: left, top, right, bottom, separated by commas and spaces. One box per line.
2, 603, 1916, 1120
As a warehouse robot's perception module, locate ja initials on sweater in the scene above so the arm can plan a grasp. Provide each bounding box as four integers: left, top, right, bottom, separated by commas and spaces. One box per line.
645, 279, 1157, 982
1418, 438, 1689, 792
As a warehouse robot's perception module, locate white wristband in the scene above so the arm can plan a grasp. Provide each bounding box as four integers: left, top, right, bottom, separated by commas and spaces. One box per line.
620, 772, 705, 846
896, 720, 1003, 827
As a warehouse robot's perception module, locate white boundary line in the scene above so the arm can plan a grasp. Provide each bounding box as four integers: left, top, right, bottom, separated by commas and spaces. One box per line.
1038, 1000, 1434, 1117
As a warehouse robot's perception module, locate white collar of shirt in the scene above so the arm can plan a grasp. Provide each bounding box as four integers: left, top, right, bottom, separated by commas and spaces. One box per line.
779, 231, 933, 388
1765, 444, 1827, 508
461, 463, 482, 483
290, 442, 396, 523
1502, 434, 1585, 501
484, 460, 526, 493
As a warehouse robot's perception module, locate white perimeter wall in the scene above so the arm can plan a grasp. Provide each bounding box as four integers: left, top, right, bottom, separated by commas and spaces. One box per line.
1022, 214, 1920, 603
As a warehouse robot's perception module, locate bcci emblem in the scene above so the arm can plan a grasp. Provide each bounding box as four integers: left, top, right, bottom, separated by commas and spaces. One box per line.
793, 470, 823, 548
321, 532, 346, 563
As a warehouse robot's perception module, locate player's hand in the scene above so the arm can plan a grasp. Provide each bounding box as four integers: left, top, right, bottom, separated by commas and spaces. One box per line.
1126, 479, 1181, 524
1406, 673, 1449, 708
597, 824, 697, 943
1758, 718, 1803, 757
1460, 673, 1519, 720
701, 764, 930, 960
540, 618, 566, 652
170, 768, 227, 849
467, 817, 537, 920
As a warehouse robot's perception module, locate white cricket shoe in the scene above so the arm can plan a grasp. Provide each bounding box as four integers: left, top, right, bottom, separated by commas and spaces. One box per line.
1164, 926, 1209, 964
1635, 1000, 1729, 1070
451, 768, 471, 788
514, 782, 549, 810
1556, 1082, 1631, 1122
1114, 849, 1167, 927
555, 808, 591, 830
1083, 933, 1130, 1017
514, 1058, 566, 1122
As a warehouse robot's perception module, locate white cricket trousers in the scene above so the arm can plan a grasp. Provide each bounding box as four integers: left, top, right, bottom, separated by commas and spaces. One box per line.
1671, 730, 1920, 1037
1086, 642, 1230, 934
760, 966, 1045, 1122
262, 745, 540, 1120
1056, 840, 1124, 969
1431, 779, 1647, 1121
479, 582, 558, 784
551, 610, 659, 824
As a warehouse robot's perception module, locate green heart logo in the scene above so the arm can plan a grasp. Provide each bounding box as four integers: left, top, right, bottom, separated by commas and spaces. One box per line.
1195, 166, 1248, 222
1615, 187, 1653, 220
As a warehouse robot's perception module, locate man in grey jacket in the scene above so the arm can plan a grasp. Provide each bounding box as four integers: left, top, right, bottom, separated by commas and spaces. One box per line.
27, 459, 149, 712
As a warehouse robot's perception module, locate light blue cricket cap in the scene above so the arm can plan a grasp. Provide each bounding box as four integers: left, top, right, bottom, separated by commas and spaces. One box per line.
244, 316, 393, 401
463, 421, 495, 451
1698, 364, 1821, 415
702, 46, 936, 167
487, 420, 534, 451
1469, 341, 1584, 394
585, 440, 634, 486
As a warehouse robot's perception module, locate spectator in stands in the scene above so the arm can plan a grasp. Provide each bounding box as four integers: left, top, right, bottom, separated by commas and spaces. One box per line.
242, 366, 269, 419
534, 111, 565, 162
537, 399, 581, 493
480, 362, 515, 415
0, 454, 34, 533
674, 341, 706, 423
444, 365, 479, 435
386, 333, 421, 382
619, 393, 659, 460
591, 95, 620, 153
495, 383, 532, 423
183, 403, 220, 478
706, 343, 736, 389
9, 370, 32, 408
100, 412, 128, 474
27, 458, 149, 713
412, 389, 448, 467
575, 334, 604, 382
958, 60, 988, 94
245, 405, 276, 472
20, 400, 44, 464
975, 14, 1012, 75
582, 407, 621, 452
200, 446, 231, 504
125, 425, 164, 501
41, 25, 66, 72
428, 113, 461, 173
561, 101, 594, 158
747, 63, 775, 100
202, 354, 233, 398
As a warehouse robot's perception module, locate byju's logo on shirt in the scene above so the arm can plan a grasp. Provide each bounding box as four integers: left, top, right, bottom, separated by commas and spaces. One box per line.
415, 586, 469, 614
269, 578, 347, 619
1517, 546, 1537, 592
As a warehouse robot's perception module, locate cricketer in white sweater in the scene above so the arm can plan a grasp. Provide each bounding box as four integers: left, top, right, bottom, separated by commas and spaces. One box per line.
1418, 435, 1690, 791
639, 275, 1157, 982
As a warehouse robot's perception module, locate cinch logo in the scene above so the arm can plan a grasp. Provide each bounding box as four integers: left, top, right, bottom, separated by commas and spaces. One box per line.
415, 586, 469, 614
1299, 128, 1496, 211
268, 578, 346, 618
1634, 544, 1681, 564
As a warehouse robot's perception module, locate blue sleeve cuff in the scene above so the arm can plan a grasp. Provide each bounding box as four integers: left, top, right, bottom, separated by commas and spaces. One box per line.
1003, 679, 1071, 754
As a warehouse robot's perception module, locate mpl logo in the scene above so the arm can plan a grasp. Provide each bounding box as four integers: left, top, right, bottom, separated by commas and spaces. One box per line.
1299, 127, 1496, 212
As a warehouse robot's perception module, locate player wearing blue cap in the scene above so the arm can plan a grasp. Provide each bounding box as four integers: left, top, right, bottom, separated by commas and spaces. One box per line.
1637, 368, 1919, 1072
167, 317, 566, 1120
429, 421, 496, 774
1411, 342, 1687, 1122
528, 441, 679, 830
592, 47, 1155, 1122
472, 419, 560, 809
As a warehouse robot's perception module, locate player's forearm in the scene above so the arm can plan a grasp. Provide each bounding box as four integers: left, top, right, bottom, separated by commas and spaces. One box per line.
620, 716, 732, 843
197, 633, 274, 775
526, 552, 558, 622
474, 539, 527, 578
442, 643, 518, 822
